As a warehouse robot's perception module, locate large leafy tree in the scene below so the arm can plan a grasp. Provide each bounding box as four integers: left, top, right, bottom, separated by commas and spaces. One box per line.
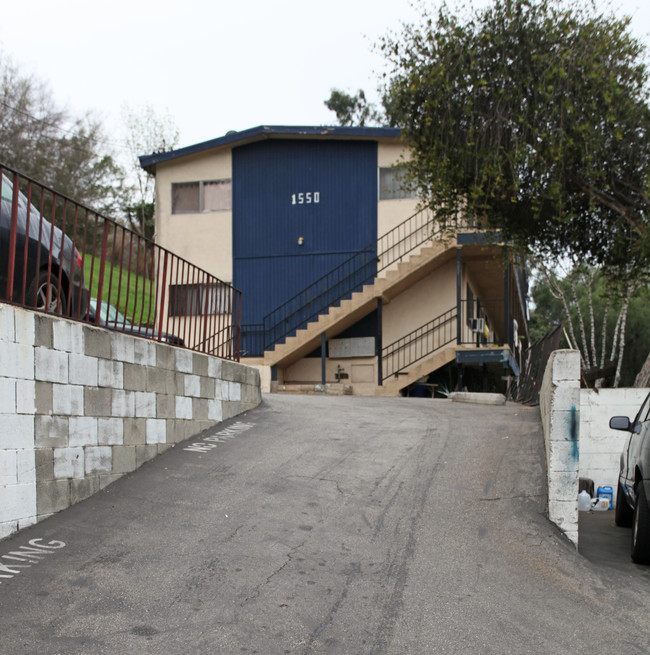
380, 0, 650, 274
0, 51, 124, 214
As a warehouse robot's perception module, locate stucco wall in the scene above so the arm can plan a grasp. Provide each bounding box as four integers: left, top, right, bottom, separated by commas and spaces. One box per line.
539, 349, 581, 546
155, 149, 233, 283
579, 387, 649, 504
0, 304, 261, 541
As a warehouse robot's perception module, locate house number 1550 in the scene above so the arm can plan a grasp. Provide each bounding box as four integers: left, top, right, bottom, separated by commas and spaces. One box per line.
291, 192, 320, 205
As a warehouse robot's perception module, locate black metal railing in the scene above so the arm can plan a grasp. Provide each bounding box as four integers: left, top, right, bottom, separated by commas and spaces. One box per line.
382, 307, 457, 381
0, 164, 242, 360
262, 206, 443, 352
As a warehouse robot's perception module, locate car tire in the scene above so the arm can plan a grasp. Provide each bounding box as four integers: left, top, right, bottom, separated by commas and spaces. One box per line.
615, 481, 634, 527
27, 270, 66, 315
631, 484, 650, 564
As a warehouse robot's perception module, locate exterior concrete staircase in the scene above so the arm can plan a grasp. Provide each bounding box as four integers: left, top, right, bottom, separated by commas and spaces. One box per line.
377, 344, 458, 396
263, 238, 454, 369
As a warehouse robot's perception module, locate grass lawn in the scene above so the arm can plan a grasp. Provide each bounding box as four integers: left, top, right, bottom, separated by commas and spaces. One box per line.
83, 255, 156, 326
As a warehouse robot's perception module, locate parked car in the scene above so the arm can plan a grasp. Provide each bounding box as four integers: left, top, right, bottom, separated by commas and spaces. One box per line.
86, 297, 184, 346
0, 174, 86, 315
609, 391, 650, 564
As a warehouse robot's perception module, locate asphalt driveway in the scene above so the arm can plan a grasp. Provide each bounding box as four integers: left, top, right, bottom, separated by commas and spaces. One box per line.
0, 394, 648, 654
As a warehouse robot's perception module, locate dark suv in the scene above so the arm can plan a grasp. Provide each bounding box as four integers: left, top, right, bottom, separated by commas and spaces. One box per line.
0, 174, 86, 315
610, 391, 650, 564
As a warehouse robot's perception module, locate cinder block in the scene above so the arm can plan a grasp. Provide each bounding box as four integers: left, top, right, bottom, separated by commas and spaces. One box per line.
112, 446, 136, 474
111, 333, 135, 364
155, 394, 176, 419
69, 353, 98, 387
155, 343, 174, 370
547, 499, 578, 536
33, 314, 53, 348
1, 483, 37, 523
550, 350, 581, 383
0, 304, 16, 342
134, 392, 156, 418
175, 349, 193, 373
35, 415, 68, 448
146, 366, 168, 394
84, 327, 111, 359
136, 444, 158, 467
146, 419, 167, 444
200, 376, 215, 399
14, 309, 35, 345
176, 396, 193, 420
222, 360, 247, 384
36, 479, 69, 515
98, 360, 124, 389
0, 378, 17, 413
0, 520, 18, 540
35, 347, 67, 383
192, 353, 209, 377
35, 449, 54, 481
208, 400, 223, 422
192, 398, 209, 420
53, 320, 84, 354
16, 379, 35, 414
124, 363, 147, 391
133, 339, 156, 367
548, 439, 580, 472
52, 383, 84, 416
548, 470, 579, 502
228, 382, 241, 401
53, 447, 84, 479
98, 473, 122, 490
4, 342, 35, 380
214, 380, 228, 401
207, 356, 222, 379
0, 414, 35, 449
84, 387, 112, 418
550, 386, 580, 414
184, 374, 201, 397
69, 417, 98, 447
97, 418, 124, 445
70, 476, 101, 504
112, 390, 135, 418
123, 418, 146, 445
16, 449, 36, 485
0, 450, 18, 486
85, 446, 112, 474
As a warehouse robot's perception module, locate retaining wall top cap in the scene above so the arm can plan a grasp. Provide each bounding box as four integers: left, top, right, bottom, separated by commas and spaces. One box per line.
450, 392, 506, 406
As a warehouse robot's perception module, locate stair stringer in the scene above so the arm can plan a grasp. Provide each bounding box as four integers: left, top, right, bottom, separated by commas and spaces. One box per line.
377, 345, 458, 396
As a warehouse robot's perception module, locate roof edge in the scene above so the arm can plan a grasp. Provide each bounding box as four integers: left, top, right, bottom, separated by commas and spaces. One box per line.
139, 124, 403, 171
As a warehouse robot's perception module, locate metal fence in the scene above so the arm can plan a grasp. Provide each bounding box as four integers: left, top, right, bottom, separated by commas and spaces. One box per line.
0, 164, 242, 360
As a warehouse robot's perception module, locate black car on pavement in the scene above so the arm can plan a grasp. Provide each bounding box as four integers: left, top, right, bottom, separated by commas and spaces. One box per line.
0, 174, 86, 315
610, 390, 650, 564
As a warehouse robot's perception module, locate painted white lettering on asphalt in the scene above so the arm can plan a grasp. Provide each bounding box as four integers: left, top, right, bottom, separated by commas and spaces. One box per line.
184, 421, 255, 452
0, 538, 66, 583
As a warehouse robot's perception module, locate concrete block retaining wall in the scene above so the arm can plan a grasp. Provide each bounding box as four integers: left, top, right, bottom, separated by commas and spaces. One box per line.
0, 304, 261, 540
539, 349, 581, 546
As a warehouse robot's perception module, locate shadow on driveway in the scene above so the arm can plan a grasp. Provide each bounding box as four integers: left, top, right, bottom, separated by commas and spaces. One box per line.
579, 510, 650, 579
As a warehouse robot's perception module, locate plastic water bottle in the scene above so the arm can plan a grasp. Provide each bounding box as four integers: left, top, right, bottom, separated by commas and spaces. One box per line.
578, 490, 592, 511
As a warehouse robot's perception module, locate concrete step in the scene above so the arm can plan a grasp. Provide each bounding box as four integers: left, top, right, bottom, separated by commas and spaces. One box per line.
273, 383, 353, 396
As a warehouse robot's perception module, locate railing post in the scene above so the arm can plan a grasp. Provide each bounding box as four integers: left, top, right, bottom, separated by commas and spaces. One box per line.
321, 332, 327, 386
377, 297, 383, 385
456, 248, 462, 345
504, 256, 511, 348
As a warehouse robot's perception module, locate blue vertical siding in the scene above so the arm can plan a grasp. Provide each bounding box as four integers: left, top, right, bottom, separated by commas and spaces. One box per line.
233, 139, 378, 333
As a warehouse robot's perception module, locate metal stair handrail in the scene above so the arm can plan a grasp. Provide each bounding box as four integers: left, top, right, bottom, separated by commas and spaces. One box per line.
382, 307, 457, 382
263, 206, 445, 350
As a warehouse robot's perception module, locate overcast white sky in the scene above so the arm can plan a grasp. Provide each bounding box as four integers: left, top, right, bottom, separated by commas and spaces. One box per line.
1, 0, 649, 159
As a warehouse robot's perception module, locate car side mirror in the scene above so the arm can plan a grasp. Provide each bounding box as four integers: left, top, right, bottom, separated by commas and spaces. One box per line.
609, 416, 633, 432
